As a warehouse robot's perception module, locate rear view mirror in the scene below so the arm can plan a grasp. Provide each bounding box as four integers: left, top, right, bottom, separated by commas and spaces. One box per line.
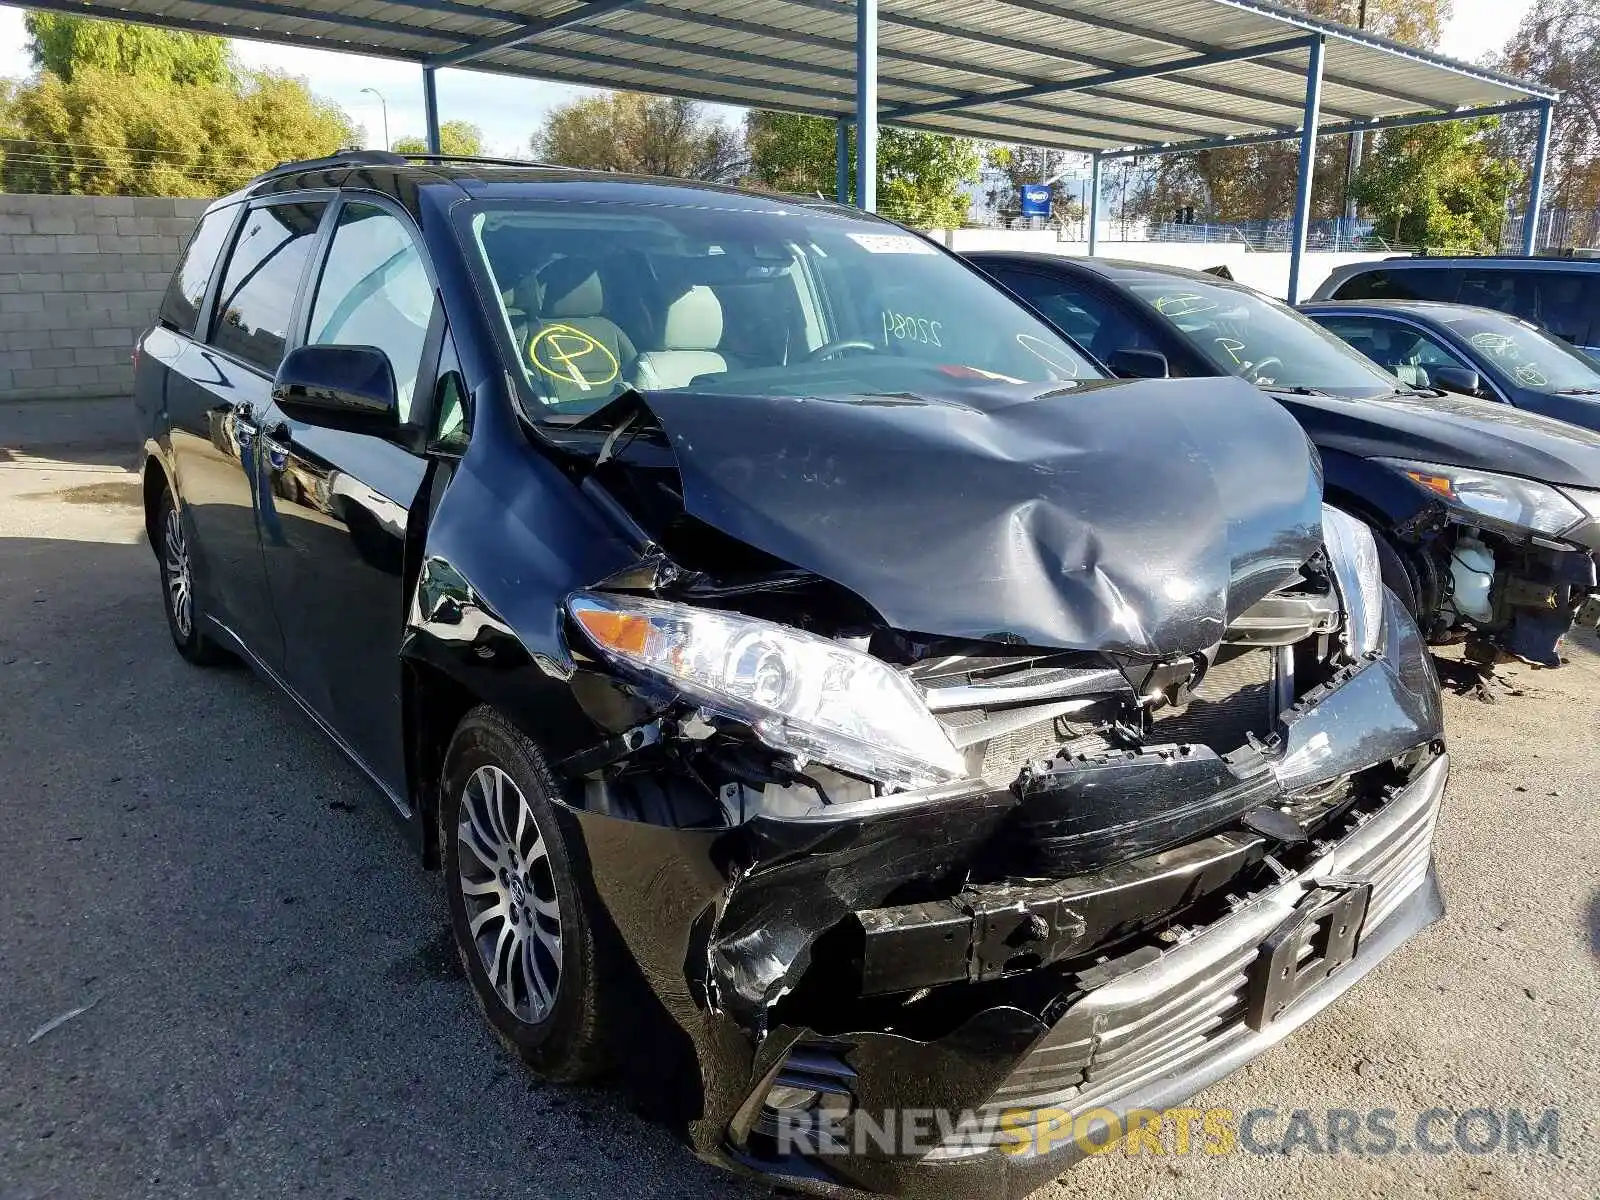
1428, 365, 1481, 397
1106, 348, 1171, 379
272, 344, 399, 436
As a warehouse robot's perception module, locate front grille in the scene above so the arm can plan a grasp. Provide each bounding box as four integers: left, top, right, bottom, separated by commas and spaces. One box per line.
1149, 645, 1275, 751
964, 758, 1443, 1132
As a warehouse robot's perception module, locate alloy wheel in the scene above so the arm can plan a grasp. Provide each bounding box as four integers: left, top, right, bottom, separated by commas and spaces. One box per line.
455, 765, 563, 1023
162, 503, 193, 641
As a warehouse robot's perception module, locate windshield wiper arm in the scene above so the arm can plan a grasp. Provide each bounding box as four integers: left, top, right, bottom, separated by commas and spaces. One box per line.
1265, 384, 1334, 397
1554, 387, 1600, 396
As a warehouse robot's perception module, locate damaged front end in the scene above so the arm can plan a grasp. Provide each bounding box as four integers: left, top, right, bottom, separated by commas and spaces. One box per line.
1373, 458, 1600, 668
532, 382, 1446, 1199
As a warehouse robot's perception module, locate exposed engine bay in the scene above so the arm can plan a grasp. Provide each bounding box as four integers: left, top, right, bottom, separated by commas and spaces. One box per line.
1383, 502, 1599, 670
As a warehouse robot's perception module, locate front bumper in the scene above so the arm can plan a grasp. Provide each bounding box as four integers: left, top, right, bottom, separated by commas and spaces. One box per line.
558, 592, 1446, 1199
734, 755, 1446, 1199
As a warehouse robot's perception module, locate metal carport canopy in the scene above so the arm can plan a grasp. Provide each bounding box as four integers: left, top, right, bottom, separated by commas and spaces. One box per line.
19, 0, 1557, 297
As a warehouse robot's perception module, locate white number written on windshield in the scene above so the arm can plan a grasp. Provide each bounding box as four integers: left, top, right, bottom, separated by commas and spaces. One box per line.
882, 309, 943, 347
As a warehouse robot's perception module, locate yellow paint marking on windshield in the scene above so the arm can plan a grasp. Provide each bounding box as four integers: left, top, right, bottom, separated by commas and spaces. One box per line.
528, 324, 620, 391
1152, 293, 1217, 318
1215, 337, 1247, 366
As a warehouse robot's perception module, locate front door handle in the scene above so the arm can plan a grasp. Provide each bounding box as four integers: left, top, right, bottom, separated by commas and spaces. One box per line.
234, 400, 256, 424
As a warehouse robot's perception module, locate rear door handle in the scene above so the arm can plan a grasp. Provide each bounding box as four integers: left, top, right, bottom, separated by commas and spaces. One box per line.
262, 418, 291, 442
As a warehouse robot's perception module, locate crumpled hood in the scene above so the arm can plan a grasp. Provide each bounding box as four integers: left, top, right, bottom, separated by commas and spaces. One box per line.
632, 376, 1323, 656
1273, 388, 1600, 488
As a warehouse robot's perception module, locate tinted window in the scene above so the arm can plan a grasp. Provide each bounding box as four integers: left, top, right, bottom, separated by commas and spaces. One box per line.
158, 205, 236, 335
1334, 267, 1461, 303
989, 267, 1162, 363
308, 203, 435, 421
210, 202, 327, 371
1455, 269, 1598, 346
466, 201, 1099, 417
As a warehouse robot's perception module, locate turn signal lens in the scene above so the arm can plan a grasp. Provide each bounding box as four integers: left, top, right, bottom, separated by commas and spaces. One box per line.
1404, 470, 1454, 498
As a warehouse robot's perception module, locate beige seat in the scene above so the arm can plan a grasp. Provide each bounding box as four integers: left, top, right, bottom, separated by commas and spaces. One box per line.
525, 257, 637, 403
634, 286, 729, 390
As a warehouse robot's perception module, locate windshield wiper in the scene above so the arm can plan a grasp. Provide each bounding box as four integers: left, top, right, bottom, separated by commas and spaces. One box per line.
1263, 384, 1335, 397
1553, 387, 1600, 396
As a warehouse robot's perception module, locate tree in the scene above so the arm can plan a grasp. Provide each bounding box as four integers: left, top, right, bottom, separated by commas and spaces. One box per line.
24, 12, 229, 86
531, 92, 745, 181
392, 120, 484, 156
1499, 0, 1600, 212
1350, 118, 1521, 250
1127, 0, 1452, 227
3, 66, 357, 197
2, 14, 357, 196
743, 111, 980, 228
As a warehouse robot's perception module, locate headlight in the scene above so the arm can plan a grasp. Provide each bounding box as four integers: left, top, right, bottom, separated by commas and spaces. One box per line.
568, 593, 965, 788
1377, 458, 1585, 538
1322, 505, 1384, 657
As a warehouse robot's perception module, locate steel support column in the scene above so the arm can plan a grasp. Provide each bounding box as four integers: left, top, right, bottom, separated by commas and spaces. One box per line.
1087, 153, 1102, 255
1286, 35, 1324, 305
1524, 100, 1554, 255
836, 119, 850, 203
855, 0, 877, 211
422, 66, 441, 154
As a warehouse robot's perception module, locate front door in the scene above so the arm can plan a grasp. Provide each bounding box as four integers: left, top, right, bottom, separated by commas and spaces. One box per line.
256, 198, 438, 797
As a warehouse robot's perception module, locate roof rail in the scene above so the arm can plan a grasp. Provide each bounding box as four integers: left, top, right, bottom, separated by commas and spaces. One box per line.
253, 149, 407, 184
396, 153, 574, 170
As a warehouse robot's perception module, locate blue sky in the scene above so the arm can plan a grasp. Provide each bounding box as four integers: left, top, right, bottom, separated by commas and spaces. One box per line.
0, 0, 1530, 158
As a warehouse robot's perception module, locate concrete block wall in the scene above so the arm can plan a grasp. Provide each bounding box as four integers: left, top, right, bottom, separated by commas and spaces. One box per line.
0, 194, 210, 401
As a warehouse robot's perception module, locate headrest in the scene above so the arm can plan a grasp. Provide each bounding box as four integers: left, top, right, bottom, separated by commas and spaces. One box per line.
539, 257, 604, 318
662, 286, 723, 351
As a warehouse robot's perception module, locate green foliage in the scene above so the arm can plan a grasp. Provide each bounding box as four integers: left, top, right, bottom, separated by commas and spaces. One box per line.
392, 120, 484, 156
25, 12, 229, 86
1351, 120, 1522, 251
744, 111, 980, 228
2, 65, 358, 197
1499, 0, 1600, 211
531, 92, 745, 181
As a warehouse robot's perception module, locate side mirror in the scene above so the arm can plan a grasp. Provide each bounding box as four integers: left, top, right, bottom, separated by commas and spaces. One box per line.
1429, 365, 1482, 397
1106, 348, 1170, 379
272, 344, 399, 436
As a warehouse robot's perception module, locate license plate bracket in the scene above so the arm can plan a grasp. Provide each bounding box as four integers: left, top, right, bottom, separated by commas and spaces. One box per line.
1245, 879, 1372, 1031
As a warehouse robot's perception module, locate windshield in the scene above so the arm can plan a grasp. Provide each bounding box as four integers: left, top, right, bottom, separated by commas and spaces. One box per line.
463, 198, 1098, 417
1127, 278, 1400, 394
1439, 311, 1600, 393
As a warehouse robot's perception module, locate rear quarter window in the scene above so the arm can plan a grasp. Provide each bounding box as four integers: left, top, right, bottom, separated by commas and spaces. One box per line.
157, 205, 237, 336
1333, 267, 1460, 302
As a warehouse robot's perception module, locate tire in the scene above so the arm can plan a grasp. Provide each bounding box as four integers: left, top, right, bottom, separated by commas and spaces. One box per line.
155, 484, 232, 666
439, 706, 610, 1082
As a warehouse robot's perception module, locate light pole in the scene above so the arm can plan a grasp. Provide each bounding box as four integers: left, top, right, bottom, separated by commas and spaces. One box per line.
1343, 0, 1367, 225
360, 87, 390, 151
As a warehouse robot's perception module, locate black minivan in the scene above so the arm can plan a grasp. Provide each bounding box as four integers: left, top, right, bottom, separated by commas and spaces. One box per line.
135, 151, 1449, 1199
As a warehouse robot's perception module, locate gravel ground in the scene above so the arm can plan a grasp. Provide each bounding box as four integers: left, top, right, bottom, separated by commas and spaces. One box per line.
1, 399, 1595, 1200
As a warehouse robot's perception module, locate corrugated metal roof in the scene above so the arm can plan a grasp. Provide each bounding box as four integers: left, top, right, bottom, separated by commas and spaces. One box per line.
16, 0, 1555, 153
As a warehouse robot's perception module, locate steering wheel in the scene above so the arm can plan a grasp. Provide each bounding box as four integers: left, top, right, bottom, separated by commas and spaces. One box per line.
803, 339, 879, 362
1248, 357, 1284, 384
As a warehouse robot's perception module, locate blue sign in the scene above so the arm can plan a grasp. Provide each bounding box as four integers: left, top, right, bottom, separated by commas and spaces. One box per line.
1019, 184, 1052, 217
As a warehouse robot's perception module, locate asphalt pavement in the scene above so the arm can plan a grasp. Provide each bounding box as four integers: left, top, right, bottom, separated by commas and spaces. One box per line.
1, 399, 1595, 1200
